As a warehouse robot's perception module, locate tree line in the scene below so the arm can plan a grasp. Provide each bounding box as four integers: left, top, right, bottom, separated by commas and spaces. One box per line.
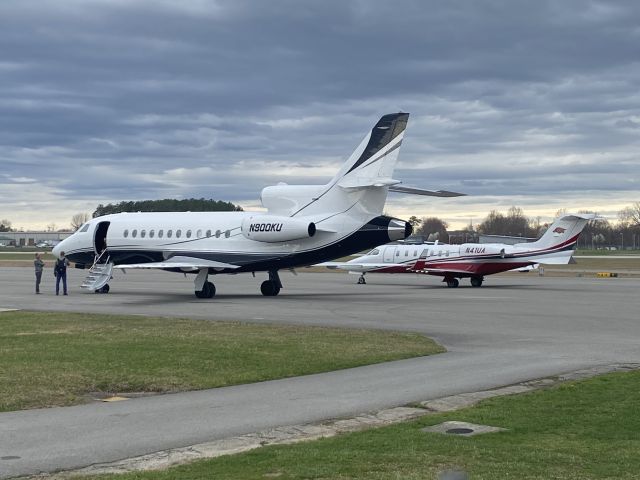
410, 202, 640, 249
92, 198, 243, 218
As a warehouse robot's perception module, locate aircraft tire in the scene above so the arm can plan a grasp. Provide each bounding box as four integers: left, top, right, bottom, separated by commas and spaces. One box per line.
470, 276, 483, 287
195, 281, 216, 299
261, 280, 280, 296
95, 284, 110, 294
357, 276, 366, 285
446, 278, 459, 288
204, 281, 216, 298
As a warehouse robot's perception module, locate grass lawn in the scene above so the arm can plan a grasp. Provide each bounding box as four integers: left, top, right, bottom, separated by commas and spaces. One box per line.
0, 311, 443, 412
75, 370, 640, 480
575, 249, 640, 256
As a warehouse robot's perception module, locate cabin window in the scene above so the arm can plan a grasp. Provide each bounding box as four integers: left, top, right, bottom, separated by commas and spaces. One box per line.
79, 223, 90, 233
167, 230, 172, 238
123, 229, 129, 238
225, 230, 230, 238
206, 229, 211, 237
369, 249, 379, 255
149, 230, 155, 238
158, 229, 163, 238
141, 230, 146, 238
215, 230, 221, 238
176, 229, 182, 238
196, 229, 202, 238
186, 230, 192, 239
414, 250, 417, 257
132, 229, 138, 238
438, 250, 442, 257
396, 250, 400, 256
405, 250, 408, 256
445, 250, 449, 257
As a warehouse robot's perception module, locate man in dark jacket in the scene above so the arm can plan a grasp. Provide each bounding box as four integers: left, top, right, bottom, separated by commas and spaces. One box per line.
54, 252, 70, 296
34, 252, 45, 294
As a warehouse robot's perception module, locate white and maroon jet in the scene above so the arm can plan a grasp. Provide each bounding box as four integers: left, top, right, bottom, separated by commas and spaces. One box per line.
319, 213, 598, 287
52, 112, 463, 298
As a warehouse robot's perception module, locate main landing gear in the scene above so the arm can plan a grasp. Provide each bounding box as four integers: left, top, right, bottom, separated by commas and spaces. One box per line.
261, 270, 282, 296
195, 281, 216, 299
470, 276, 484, 288
95, 284, 110, 294
193, 269, 284, 298
445, 277, 459, 288
357, 273, 366, 285
194, 269, 216, 299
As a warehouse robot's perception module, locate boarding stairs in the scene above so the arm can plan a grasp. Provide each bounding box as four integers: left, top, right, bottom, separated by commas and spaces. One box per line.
81, 250, 113, 292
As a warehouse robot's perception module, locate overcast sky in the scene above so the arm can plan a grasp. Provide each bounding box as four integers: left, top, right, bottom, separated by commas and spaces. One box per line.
1, 0, 638, 230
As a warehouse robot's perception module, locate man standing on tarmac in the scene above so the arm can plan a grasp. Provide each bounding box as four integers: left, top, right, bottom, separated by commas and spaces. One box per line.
54, 251, 70, 296
34, 252, 45, 294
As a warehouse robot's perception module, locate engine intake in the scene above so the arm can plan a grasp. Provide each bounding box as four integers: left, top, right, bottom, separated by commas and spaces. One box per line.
241, 215, 316, 243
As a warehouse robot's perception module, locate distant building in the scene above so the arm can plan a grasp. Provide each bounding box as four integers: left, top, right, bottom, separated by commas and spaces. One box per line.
0, 231, 72, 247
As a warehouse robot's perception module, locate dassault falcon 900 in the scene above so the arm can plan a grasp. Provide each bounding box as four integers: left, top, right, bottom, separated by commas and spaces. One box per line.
52, 113, 463, 298
319, 213, 597, 287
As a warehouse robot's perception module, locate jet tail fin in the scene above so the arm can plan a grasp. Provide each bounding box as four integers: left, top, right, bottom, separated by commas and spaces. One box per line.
516, 213, 600, 251
334, 113, 409, 188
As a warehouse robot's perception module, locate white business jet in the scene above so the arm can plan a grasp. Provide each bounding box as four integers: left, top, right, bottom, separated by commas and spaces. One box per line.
319, 213, 597, 287
52, 113, 463, 298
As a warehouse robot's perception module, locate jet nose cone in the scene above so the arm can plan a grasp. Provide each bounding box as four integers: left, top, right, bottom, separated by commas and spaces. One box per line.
52, 241, 63, 258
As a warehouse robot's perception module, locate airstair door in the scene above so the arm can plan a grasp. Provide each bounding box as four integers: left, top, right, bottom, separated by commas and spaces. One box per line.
383, 246, 397, 263
94, 221, 110, 254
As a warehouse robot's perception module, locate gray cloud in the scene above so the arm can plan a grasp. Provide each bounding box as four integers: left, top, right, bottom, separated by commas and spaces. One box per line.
0, 0, 638, 228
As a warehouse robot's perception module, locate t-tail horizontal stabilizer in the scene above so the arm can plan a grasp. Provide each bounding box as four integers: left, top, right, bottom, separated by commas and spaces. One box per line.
388, 185, 466, 197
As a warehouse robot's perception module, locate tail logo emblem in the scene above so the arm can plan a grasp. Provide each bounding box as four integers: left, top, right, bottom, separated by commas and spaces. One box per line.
553, 226, 566, 236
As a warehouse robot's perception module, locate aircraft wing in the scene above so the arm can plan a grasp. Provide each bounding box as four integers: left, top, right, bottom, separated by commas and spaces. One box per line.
416, 266, 476, 275
315, 261, 413, 273
117, 256, 241, 271
388, 185, 466, 197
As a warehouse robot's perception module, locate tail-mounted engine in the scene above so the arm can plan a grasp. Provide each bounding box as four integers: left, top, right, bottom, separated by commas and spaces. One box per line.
241, 215, 316, 243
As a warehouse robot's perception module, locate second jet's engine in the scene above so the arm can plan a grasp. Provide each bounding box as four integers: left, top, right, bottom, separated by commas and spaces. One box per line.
241, 215, 316, 243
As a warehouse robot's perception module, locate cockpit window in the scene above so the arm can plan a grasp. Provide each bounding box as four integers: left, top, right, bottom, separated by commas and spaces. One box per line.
79, 223, 90, 233
368, 249, 380, 255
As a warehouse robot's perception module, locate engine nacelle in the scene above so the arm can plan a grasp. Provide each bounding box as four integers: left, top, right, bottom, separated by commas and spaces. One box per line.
241, 215, 316, 243
460, 243, 506, 257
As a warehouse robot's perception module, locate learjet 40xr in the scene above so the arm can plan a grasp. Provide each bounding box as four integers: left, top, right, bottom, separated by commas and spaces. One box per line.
319, 213, 597, 287
53, 113, 463, 297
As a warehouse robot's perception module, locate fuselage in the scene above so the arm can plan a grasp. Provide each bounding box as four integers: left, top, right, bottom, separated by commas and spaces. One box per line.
350, 240, 574, 278
56, 211, 409, 274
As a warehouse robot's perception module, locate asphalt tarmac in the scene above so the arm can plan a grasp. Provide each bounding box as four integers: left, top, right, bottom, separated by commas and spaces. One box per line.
1, 267, 639, 478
